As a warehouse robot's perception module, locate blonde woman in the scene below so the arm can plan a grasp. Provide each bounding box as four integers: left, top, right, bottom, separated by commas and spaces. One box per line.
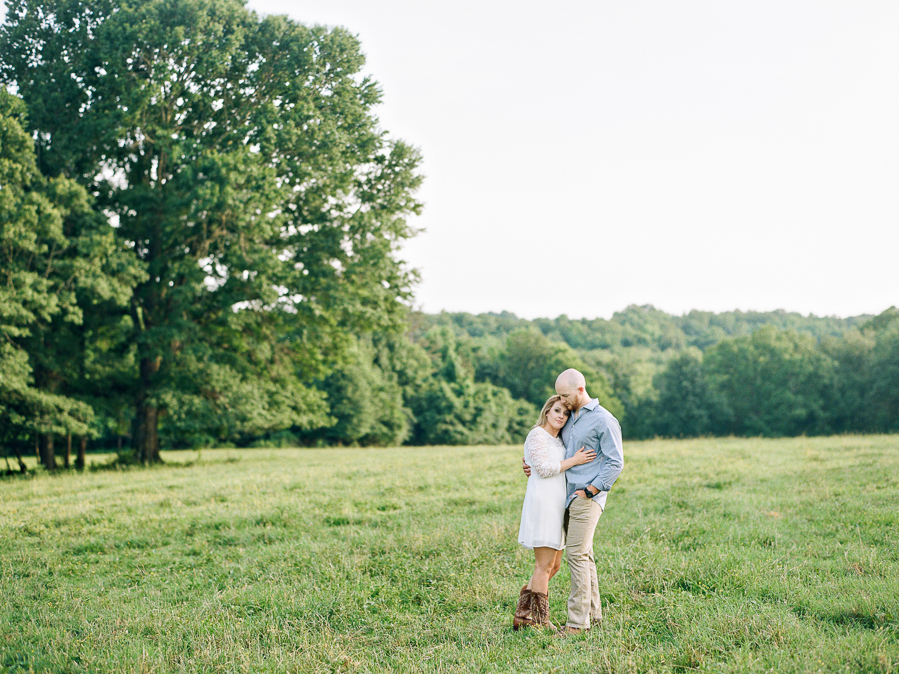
514, 395, 595, 630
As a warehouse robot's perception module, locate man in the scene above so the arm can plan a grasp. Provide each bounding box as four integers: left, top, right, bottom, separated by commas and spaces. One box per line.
523, 368, 623, 635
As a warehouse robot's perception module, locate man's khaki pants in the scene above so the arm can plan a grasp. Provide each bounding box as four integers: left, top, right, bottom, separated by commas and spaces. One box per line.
563, 496, 603, 629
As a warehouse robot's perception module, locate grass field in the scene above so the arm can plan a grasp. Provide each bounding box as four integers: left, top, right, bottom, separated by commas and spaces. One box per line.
1, 436, 898, 673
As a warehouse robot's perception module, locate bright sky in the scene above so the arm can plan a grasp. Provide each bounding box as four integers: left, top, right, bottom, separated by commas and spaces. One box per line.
242, 0, 899, 320
4, 1, 897, 319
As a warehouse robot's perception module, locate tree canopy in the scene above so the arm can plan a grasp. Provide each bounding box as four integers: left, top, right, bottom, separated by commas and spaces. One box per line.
0, 89, 139, 468
2, 0, 423, 461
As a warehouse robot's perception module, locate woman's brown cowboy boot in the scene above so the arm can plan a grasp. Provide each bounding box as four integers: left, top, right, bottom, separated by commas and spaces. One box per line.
512, 585, 535, 630
530, 590, 558, 631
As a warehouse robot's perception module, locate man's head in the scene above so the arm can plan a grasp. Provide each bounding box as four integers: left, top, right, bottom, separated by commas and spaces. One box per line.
554, 368, 589, 411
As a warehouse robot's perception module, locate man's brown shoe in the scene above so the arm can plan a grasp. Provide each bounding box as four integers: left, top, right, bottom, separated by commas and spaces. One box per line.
558, 626, 586, 636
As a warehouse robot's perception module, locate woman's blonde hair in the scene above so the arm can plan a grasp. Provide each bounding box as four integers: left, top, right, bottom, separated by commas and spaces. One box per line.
534, 394, 569, 429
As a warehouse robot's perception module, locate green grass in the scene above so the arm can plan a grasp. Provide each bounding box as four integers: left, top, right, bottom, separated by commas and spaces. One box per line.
1, 436, 898, 673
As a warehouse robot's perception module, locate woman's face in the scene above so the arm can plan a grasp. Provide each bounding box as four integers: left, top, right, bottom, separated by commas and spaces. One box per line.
545, 401, 569, 431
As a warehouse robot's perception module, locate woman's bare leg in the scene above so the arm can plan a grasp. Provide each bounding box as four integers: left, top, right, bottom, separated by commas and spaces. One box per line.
528, 547, 559, 595
547, 549, 564, 583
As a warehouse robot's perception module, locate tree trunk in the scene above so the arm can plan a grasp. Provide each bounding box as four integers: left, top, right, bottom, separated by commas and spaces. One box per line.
13, 446, 27, 473
64, 433, 72, 469
39, 434, 56, 471
76, 435, 87, 471
133, 355, 163, 463
133, 402, 161, 463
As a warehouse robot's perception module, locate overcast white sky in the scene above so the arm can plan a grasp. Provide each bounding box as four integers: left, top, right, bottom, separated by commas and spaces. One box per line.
242, 0, 898, 320
5, 1, 897, 319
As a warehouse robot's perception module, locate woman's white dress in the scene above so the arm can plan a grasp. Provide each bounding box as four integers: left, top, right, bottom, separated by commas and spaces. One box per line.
517, 426, 567, 550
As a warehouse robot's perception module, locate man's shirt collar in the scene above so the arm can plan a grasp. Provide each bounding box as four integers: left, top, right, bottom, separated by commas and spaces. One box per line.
582, 398, 599, 412
572, 398, 599, 422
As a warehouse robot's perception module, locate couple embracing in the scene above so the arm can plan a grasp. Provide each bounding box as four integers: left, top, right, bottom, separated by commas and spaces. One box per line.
514, 368, 623, 635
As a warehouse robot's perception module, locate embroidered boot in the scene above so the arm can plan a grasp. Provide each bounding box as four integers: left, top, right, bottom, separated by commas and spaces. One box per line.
531, 590, 558, 631
512, 585, 535, 630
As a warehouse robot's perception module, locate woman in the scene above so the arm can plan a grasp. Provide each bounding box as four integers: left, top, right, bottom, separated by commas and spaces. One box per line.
514, 395, 595, 631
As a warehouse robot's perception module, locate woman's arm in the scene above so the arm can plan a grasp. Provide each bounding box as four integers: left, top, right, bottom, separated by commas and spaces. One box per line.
528, 432, 562, 478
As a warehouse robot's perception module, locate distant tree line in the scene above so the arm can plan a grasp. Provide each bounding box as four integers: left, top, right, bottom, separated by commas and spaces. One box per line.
2, 1, 897, 472
414, 307, 899, 440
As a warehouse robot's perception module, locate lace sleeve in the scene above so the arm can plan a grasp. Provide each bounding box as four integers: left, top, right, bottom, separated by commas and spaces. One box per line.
528, 430, 562, 478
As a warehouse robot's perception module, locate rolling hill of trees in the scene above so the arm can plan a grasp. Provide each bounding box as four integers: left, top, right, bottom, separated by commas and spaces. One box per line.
405, 306, 898, 441
142, 304, 899, 449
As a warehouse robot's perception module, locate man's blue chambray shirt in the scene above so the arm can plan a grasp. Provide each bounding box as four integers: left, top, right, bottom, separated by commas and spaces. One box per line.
560, 398, 623, 510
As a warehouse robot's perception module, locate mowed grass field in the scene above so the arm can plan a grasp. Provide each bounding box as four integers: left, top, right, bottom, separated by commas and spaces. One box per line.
1, 436, 898, 673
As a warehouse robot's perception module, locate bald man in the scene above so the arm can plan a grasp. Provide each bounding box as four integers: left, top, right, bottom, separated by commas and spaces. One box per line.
523, 368, 623, 634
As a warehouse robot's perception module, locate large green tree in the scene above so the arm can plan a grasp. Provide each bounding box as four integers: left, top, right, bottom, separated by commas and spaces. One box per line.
406, 328, 534, 446
650, 350, 730, 438
704, 327, 832, 437
297, 334, 412, 448
820, 329, 876, 433
862, 309, 899, 432
0, 90, 137, 469
1, 0, 423, 461
0, 90, 84, 469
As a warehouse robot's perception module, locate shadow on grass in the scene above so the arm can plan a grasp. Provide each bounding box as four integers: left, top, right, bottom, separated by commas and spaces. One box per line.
793, 604, 897, 631
89, 450, 235, 472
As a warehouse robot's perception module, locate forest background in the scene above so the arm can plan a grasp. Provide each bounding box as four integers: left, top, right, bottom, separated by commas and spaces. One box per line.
1, 0, 897, 474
